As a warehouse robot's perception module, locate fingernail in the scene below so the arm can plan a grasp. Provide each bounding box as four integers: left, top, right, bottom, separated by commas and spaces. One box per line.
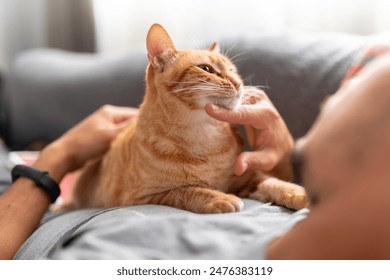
211, 104, 220, 111
242, 162, 248, 173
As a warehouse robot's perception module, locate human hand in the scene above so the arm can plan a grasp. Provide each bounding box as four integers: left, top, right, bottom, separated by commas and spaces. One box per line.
35, 105, 138, 181
205, 87, 294, 179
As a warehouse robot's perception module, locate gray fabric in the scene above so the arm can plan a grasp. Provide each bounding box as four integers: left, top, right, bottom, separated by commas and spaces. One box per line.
15, 200, 308, 260
14, 208, 112, 259
0, 143, 11, 194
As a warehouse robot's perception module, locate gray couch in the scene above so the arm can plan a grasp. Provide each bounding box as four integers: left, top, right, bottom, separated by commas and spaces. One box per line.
0, 32, 371, 259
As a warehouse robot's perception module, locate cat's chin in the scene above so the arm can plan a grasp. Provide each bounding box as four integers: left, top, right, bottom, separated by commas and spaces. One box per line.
208, 96, 241, 111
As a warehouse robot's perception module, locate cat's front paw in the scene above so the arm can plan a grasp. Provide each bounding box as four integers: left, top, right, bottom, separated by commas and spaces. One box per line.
281, 191, 309, 210
201, 194, 243, 214
250, 178, 310, 210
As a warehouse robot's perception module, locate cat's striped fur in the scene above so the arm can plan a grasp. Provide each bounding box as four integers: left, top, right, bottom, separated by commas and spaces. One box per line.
67, 24, 308, 213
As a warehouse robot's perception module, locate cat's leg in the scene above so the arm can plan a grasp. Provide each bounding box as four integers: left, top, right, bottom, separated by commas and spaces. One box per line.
146, 186, 244, 214
242, 177, 309, 210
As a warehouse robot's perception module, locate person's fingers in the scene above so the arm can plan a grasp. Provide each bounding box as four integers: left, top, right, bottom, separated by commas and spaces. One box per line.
113, 109, 138, 124
234, 150, 279, 176
108, 107, 138, 124
112, 117, 136, 134
205, 103, 236, 122
205, 103, 252, 124
95, 106, 138, 137
241, 86, 269, 105
205, 102, 278, 129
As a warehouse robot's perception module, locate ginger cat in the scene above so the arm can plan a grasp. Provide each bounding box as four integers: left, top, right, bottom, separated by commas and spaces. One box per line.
67, 24, 308, 213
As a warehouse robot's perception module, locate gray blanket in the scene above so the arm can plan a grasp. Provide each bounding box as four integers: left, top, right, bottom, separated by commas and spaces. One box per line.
15, 199, 308, 259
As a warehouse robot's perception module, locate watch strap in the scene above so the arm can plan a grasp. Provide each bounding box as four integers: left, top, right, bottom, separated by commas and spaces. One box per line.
11, 165, 61, 203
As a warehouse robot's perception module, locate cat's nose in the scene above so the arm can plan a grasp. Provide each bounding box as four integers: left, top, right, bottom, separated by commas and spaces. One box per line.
230, 78, 242, 91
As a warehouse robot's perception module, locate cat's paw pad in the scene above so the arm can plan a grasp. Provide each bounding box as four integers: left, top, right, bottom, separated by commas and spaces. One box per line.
281, 192, 309, 210
202, 195, 243, 214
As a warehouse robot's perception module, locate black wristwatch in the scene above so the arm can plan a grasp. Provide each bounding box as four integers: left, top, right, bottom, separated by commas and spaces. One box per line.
11, 165, 61, 203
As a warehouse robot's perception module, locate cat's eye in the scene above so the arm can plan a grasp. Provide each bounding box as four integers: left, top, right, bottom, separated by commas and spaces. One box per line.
198, 64, 214, 73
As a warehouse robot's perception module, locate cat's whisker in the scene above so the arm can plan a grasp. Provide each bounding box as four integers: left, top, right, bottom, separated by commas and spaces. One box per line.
168, 79, 207, 85
166, 81, 220, 95
229, 51, 248, 64
244, 84, 271, 91
169, 85, 218, 95
221, 43, 238, 58
169, 88, 189, 95
242, 75, 254, 84
185, 30, 204, 50
169, 75, 213, 85
241, 76, 270, 91
187, 87, 218, 93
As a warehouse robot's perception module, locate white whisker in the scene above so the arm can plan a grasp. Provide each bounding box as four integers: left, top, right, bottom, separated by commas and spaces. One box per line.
229, 51, 248, 64
244, 84, 271, 91
221, 43, 238, 58
185, 30, 203, 50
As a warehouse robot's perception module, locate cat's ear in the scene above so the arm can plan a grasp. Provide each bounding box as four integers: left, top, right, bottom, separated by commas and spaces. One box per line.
209, 42, 220, 53
146, 24, 178, 70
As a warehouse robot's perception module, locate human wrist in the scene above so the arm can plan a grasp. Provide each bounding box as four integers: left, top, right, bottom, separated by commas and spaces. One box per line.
11, 165, 61, 203
33, 140, 74, 183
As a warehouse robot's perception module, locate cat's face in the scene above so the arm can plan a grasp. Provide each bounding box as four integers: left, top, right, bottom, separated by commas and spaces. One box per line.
146, 24, 243, 111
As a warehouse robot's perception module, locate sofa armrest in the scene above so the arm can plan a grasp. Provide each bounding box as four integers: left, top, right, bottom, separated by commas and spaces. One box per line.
1, 49, 148, 150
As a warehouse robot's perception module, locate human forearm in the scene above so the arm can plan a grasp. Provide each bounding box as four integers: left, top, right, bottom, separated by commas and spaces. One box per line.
0, 178, 51, 259
0, 142, 71, 259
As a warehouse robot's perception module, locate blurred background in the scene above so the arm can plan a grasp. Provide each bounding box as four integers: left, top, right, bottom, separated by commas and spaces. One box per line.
1, 0, 390, 71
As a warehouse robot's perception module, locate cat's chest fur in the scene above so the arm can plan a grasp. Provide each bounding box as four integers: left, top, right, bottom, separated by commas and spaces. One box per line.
132, 109, 241, 188
89, 111, 244, 207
